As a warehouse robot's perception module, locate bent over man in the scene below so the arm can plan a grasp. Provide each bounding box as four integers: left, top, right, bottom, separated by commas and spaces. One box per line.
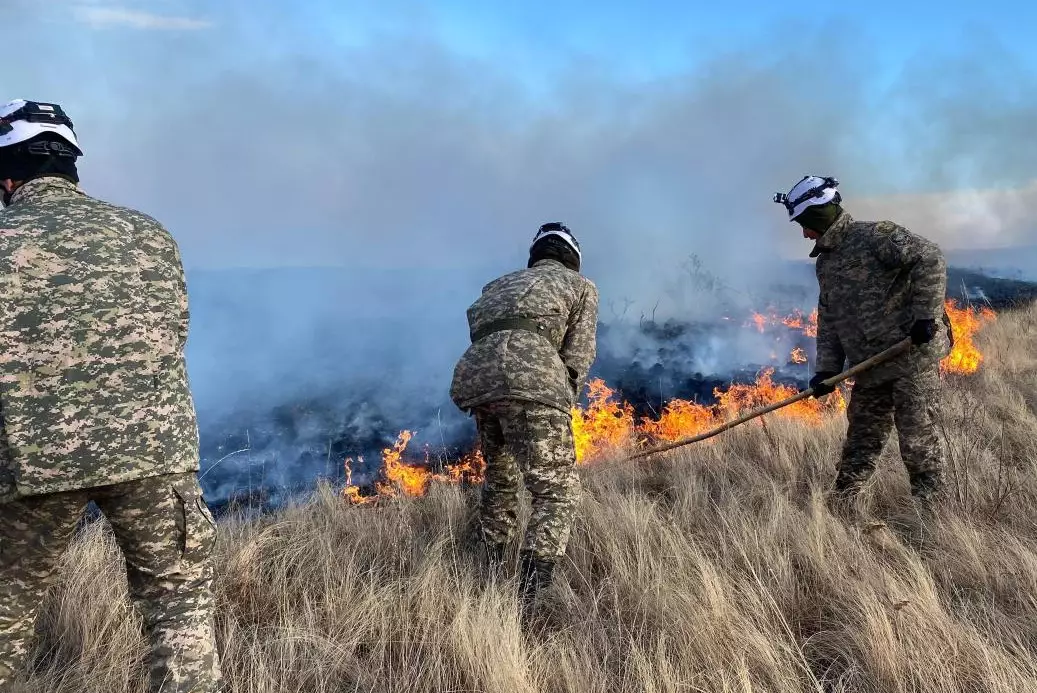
450, 222, 598, 613
774, 176, 951, 506
0, 100, 221, 692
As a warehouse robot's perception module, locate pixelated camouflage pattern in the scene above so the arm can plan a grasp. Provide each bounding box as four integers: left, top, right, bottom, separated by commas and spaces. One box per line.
473, 399, 580, 561
0, 472, 221, 692
451, 258, 599, 413
834, 362, 945, 500
0, 177, 199, 501
812, 211, 951, 385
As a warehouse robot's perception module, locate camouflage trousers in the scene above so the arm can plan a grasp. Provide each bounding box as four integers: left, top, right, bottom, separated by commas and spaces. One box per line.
473, 400, 580, 562
836, 363, 945, 500
0, 473, 222, 693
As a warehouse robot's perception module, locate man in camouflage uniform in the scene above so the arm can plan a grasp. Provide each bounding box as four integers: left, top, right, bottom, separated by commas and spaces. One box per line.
451, 222, 598, 613
0, 100, 221, 692
774, 176, 952, 506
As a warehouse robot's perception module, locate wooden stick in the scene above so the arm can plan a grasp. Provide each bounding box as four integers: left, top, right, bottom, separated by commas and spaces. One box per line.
625, 337, 913, 461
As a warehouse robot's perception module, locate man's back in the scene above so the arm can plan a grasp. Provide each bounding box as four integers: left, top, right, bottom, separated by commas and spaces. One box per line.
813, 212, 949, 381
0, 176, 198, 500
451, 258, 598, 413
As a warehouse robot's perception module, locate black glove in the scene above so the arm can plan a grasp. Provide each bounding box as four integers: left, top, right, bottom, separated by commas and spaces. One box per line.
567, 366, 581, 401
909, 318, 938, 345
809, 371, 839, 398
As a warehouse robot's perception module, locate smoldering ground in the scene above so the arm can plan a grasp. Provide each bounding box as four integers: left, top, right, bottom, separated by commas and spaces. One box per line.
3, 5, 1037, 502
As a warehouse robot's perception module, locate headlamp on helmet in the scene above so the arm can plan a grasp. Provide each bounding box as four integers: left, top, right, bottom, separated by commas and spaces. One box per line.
0, 99, 82, 156
774, 175, 840, 221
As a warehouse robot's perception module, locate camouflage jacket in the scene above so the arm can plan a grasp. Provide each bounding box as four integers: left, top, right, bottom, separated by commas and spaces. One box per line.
812, 211, 951, 384
450, 259, 599, 413
0, 177, 199, 501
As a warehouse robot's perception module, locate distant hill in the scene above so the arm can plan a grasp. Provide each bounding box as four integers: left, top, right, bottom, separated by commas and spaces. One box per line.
946, 267, 1037, 307
945, 246, 1037, 282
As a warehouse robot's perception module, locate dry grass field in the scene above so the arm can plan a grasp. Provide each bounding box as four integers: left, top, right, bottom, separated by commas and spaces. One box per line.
14, 302, 1037, 692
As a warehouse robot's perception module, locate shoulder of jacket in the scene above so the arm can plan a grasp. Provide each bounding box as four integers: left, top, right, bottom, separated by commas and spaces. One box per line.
89, 196, 168, 231
848, 218, 878, 232
483, 266, 526, 290
38, 192, 170, 232
578, 274, 599, 296
864, 219, 909, 236
847, 219, 903, 244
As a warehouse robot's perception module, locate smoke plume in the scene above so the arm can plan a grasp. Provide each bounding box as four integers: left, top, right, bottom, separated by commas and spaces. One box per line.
3, 5, 1037, 501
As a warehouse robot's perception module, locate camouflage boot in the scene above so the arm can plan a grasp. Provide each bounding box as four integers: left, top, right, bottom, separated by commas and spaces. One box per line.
828, 470, 866, 518
909, 470, 944, 513
518, 551, 555, 623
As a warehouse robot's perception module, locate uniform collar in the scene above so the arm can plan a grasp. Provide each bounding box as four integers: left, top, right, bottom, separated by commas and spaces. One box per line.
809, 211, 854, 258
532, 258, 565, 269
7, 176, 84, 208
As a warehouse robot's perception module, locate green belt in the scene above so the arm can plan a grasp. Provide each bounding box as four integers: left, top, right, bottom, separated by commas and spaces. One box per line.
470, 317, 543, 343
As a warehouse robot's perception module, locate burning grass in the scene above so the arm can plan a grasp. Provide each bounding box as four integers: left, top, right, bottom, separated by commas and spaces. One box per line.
343, 299, 991, 501
16, 299, 1037, 693
750, 306, 818, 337
942, 299, 997, 375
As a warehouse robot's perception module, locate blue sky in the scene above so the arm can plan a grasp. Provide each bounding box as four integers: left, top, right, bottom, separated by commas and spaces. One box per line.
150, 1, 1037, 83
356, 1, 1035, 82
11, 1, 1034, 112
178, 1, 1035, 71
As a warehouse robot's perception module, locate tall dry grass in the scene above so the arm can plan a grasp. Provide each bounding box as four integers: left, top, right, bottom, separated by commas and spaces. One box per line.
14, 302, 1037, 692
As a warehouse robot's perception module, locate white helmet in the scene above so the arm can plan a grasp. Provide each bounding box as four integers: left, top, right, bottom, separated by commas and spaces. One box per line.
530, 222, 582, 262
773, 175, 840, 221
0, 99, 82, 155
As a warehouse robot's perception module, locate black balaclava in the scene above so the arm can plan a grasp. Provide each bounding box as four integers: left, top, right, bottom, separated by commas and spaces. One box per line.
793, 201, 843, 234
0, 134, 80, 205
528, 235, 580, 272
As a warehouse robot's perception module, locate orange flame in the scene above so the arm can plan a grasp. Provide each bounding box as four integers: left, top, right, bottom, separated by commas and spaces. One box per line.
343, 456, 373, 505
382, 431, 428, 496
621, 369, 847, 444
343, 300, 993, 504
571, 379, 636, 463
941, 299, 996, 375
639, 398, 714, 442
781, 308, 819, 338
343, 432, 486, 503
715, 367, 845, 427
445, 448, 487, 483
749, 307, 818, 338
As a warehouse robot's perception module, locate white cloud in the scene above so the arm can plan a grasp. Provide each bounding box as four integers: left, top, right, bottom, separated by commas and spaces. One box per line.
855, 180, 1037, 251
73, 6, 213, 30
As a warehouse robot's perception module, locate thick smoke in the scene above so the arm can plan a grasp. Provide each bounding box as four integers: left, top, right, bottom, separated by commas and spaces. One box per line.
3, 5, 1037, 502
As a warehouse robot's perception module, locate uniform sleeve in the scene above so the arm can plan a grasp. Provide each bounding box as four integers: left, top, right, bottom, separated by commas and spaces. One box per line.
815, 294, 846, 373
868, 221, 947, 320
170, 239, 190, 352
559, 280, 599, 398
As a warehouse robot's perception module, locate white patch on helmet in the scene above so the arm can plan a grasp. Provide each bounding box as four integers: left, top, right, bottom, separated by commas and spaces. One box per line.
0, 100, 28, 119
784, 175, 838, 220
0, 99, 81, 154
530, 228, 582, 260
